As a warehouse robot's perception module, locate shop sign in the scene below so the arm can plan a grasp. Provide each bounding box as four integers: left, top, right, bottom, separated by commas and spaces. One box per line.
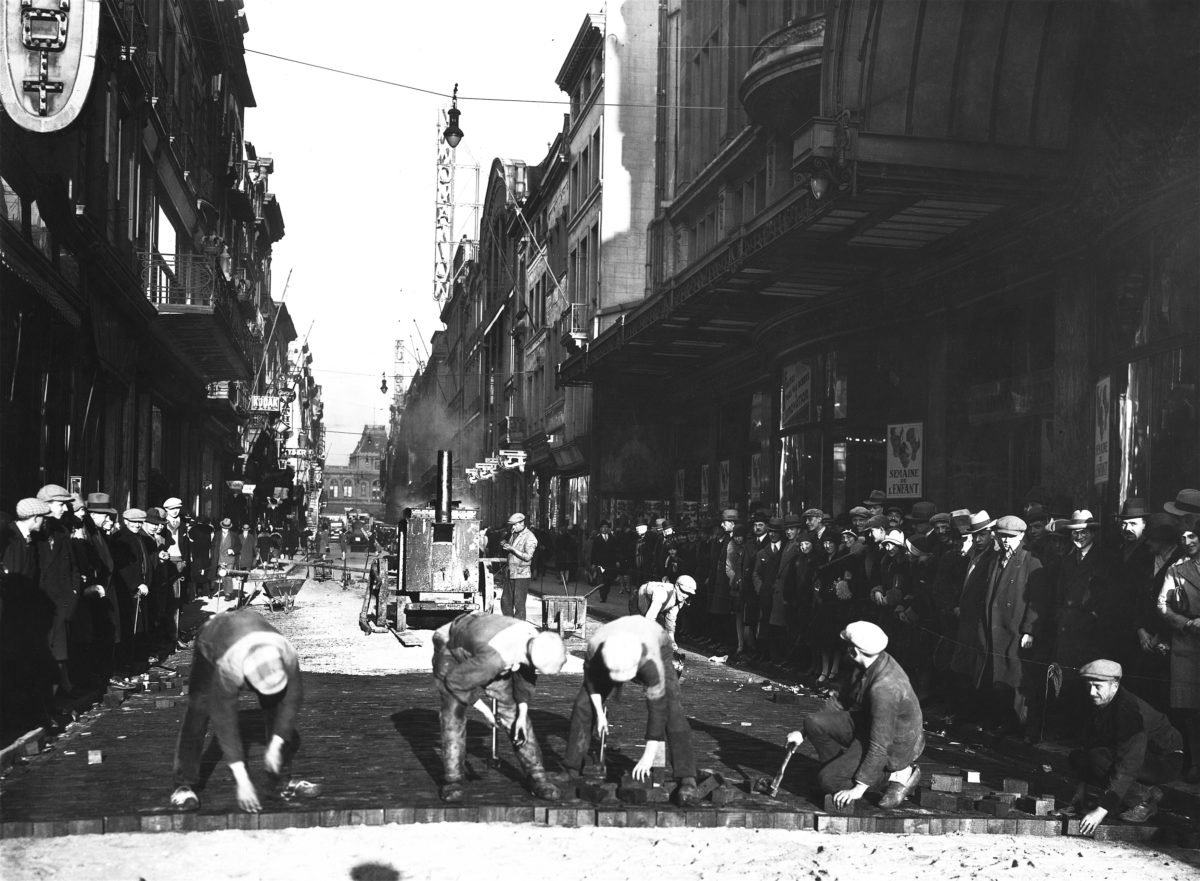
700, 464, 710, 508
780, 361, 812, 427
249, 395, 282, 413
718, 460, 730, 508
885, 422, 923, 498
1094, 375, 1111, 485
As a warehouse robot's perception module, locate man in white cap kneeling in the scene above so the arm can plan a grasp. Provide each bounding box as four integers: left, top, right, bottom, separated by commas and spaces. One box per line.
787, 620, 924, 808
636, 574, 698, 654
1069, 659, 1183, 835
170, 609, 318, 812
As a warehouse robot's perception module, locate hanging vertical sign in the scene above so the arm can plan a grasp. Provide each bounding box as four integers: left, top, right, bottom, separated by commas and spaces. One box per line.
780, 361, 812, 428
1094, 375, 1111, 485
674, 468, 685, 501
718, 459, 730, 508
885, 422, 923, 498
700, 464, 710, 511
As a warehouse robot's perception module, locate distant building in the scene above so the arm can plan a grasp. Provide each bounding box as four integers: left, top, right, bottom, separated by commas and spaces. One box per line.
324, 425, 387, 519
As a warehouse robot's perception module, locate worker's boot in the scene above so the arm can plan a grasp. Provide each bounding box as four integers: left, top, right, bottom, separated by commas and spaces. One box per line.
439, 781, 465, 802
1119, 785, 1163, 823
170, 786, 200, 811
529, 772, 561, 801
675, 776, 700, 806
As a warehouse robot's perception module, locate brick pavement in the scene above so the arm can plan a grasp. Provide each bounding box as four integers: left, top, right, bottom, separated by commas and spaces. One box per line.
1, 566, 1197, 843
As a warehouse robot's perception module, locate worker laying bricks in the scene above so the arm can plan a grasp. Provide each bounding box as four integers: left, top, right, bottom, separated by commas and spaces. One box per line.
1068, 658, 1184, 835
170, 609, 318, 813
561, 616, 701, 806
787, 620, 924, 810
432, 611, 567, 802
635, 574, 698, 653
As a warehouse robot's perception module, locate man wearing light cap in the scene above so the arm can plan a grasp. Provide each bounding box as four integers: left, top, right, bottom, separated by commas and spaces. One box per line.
34, 484, 81, 696
636, 574, 698, 653
171, 608, 316, 813
787, 620, 924, 809
1, 499, 54, 731
562, 615, 700, 805
499, 512, 537, 619
1069, 659, 1183, 834
431, 611, 566, 802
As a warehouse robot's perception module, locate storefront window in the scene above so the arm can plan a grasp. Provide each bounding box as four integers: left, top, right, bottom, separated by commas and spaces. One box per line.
779, 431, 822, 514
1118, 345, 1199, 507
567, 474, 589, 529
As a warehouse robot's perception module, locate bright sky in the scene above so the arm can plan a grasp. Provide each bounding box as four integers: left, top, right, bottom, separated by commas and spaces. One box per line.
242, 1, 603, 462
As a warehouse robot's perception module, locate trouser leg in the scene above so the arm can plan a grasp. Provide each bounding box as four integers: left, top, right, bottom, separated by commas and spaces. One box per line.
564, 684, 604, 772
662, 666, 696, 780
510, 578, 529, 620
173, 656, 214, 786
803, 709, 862, 794
261, 695, 299, 786
436, 682, 469, 784
500, 580, 515, 618
487, 682, 547, 778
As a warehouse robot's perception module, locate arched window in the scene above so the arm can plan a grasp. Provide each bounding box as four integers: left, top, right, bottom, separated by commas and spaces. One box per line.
358, 480, 368, 499
371, 480, 381, 500
343, 478, 354, 498
329, 482, 338, 500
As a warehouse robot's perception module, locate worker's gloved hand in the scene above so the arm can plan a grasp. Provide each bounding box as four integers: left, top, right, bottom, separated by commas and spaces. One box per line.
786, 730, 804, 748
236, 780, 262, 813
510, 718, 528, 747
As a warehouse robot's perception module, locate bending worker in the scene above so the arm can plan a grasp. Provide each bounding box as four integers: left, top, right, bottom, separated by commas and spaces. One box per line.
171, 609, 317, 813
562, 616, 700, 805
636, 574, 697, 653
787, 620, 924, 809
1069, 659, 1183, 835
432, 611, 566, 802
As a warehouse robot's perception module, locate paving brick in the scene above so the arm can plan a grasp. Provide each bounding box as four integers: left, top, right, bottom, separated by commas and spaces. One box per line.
228, 812, 259, 830
596, 809, 627, 827
413, 807, 445, 823
930, 773, 964, 792
710, 786, 734, 807
194, 813, 229, 832
1066, 819, 1161, 842
30, 820, 68, 838
1015, 795, 1056, 815
625, 808, 657, 827
65, 819, 104, 835
1, 821, 34, 839
104, 815, 139, 834
964, 771, 982, 784
815, 814, 848, 833
139, 813, 176, 833
384, 807, 416, 824
823, 794, 869, 815
655, 809, 687, 827
685, 810, 718, 827
441, 807, 479, 823
745, 810, 774, 828
715, 810, 746, 827
772, 811, 812, 831
1017, 817, 1060, 837
975, 798, 1014, 817
318, 809, 345, 827
1001, 777, 1030, 796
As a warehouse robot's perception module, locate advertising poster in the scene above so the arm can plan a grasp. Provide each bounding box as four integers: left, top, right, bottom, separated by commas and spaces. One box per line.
718, 459, 730, 508
780, 361, 812, 428
885, 422, 923, 498
1094, 375, 1111, 485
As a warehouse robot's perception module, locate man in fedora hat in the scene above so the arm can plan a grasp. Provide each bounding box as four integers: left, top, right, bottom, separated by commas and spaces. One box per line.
34, 484, 81, 697
1069, 659, 1183, 834
1, 499, 54, 731
171, 609, 319, 813
110, 509, 153, 673
71, 493, 121, 690
1165, 488, 1200, 529
1158, 523, 1200, 782
1052, 510, 1117, 672
707, 509, 740, 650
863, 491, 888, 519
952, 514, 1048, 738
209, 517, 241, 600
786, 621, 924, 809
1121, 515, 1184, 709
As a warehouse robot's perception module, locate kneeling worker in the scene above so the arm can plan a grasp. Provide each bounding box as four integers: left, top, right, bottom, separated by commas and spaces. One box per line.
1070, 659, 1183, 835
636, 574, 697, 653
563, 616, 700, 805
432, 611, 567, 802
171, 609, 317, 812
787, 621, 923, 808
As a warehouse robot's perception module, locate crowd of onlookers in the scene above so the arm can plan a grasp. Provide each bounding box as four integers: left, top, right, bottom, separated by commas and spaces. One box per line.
0, 486, 302, 743
567, 488, 1200, 782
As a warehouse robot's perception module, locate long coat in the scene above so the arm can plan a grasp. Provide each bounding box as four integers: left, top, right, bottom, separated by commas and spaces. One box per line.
37, 516, 81, 662
109, 526, 153, 636
1158, 556, 1200, 710
952, 546, 1048, 690
707, 533, 735, 615
1052, 545, 1116, 670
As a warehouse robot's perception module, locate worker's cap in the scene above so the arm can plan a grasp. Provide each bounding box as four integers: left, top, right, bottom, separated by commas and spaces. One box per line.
162, 497, 183, 510
841, 621, 888, 655
880, 529, 907, 547
36, 483, 73, 502
719, 508, 740, 522
1078, 659, 1122, 682
507, 512, 526, 525
123, 508, 147, 523
243, 644, 289, 695
848, 506, 870, 518
674, 574, 697, 595
993, 515, 1027, 536
635, 524, 648, 535
599, 631, 643, 682
528, 631, 567, 674
864, 514, 889, 531
801, 507, 825, 519
16, 498, 51, 519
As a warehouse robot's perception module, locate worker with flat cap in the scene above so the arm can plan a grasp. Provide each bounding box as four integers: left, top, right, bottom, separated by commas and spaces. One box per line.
561, 615, 701, 805
1069, 658, 1183, 834
170, 609, 317, 812
499, 512, 537, 619
432, 611, 567, 802
787, 620, 924, 809
636, 574, 697, 654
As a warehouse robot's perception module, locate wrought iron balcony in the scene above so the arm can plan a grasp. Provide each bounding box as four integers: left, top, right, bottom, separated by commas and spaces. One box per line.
139, 251, 251, 380
739, 15, 825, 132
560, 303, 589, 353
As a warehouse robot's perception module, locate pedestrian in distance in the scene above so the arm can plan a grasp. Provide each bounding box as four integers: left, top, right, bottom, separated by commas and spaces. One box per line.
170, 608, 319, 813
786, 620, 924, 809
499, 512, 537, 619
431, 611, 566, 802
1068, 659, 1183, 834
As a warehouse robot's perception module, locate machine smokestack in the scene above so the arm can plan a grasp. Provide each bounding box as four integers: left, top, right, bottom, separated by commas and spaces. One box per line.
435, 450, 452, 523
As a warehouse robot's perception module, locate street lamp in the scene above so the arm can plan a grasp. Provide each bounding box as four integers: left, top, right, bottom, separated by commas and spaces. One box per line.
380, 372, 388, 395
442, 83, 463, 148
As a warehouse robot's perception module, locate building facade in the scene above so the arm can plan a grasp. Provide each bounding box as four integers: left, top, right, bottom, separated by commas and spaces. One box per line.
0, 0, 312, 522
324, 425, 387, 520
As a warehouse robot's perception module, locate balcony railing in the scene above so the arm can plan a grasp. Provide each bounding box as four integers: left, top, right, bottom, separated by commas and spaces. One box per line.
146, 51, 180, 149
139, 250, 250, 362
112, 0, 151, 88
